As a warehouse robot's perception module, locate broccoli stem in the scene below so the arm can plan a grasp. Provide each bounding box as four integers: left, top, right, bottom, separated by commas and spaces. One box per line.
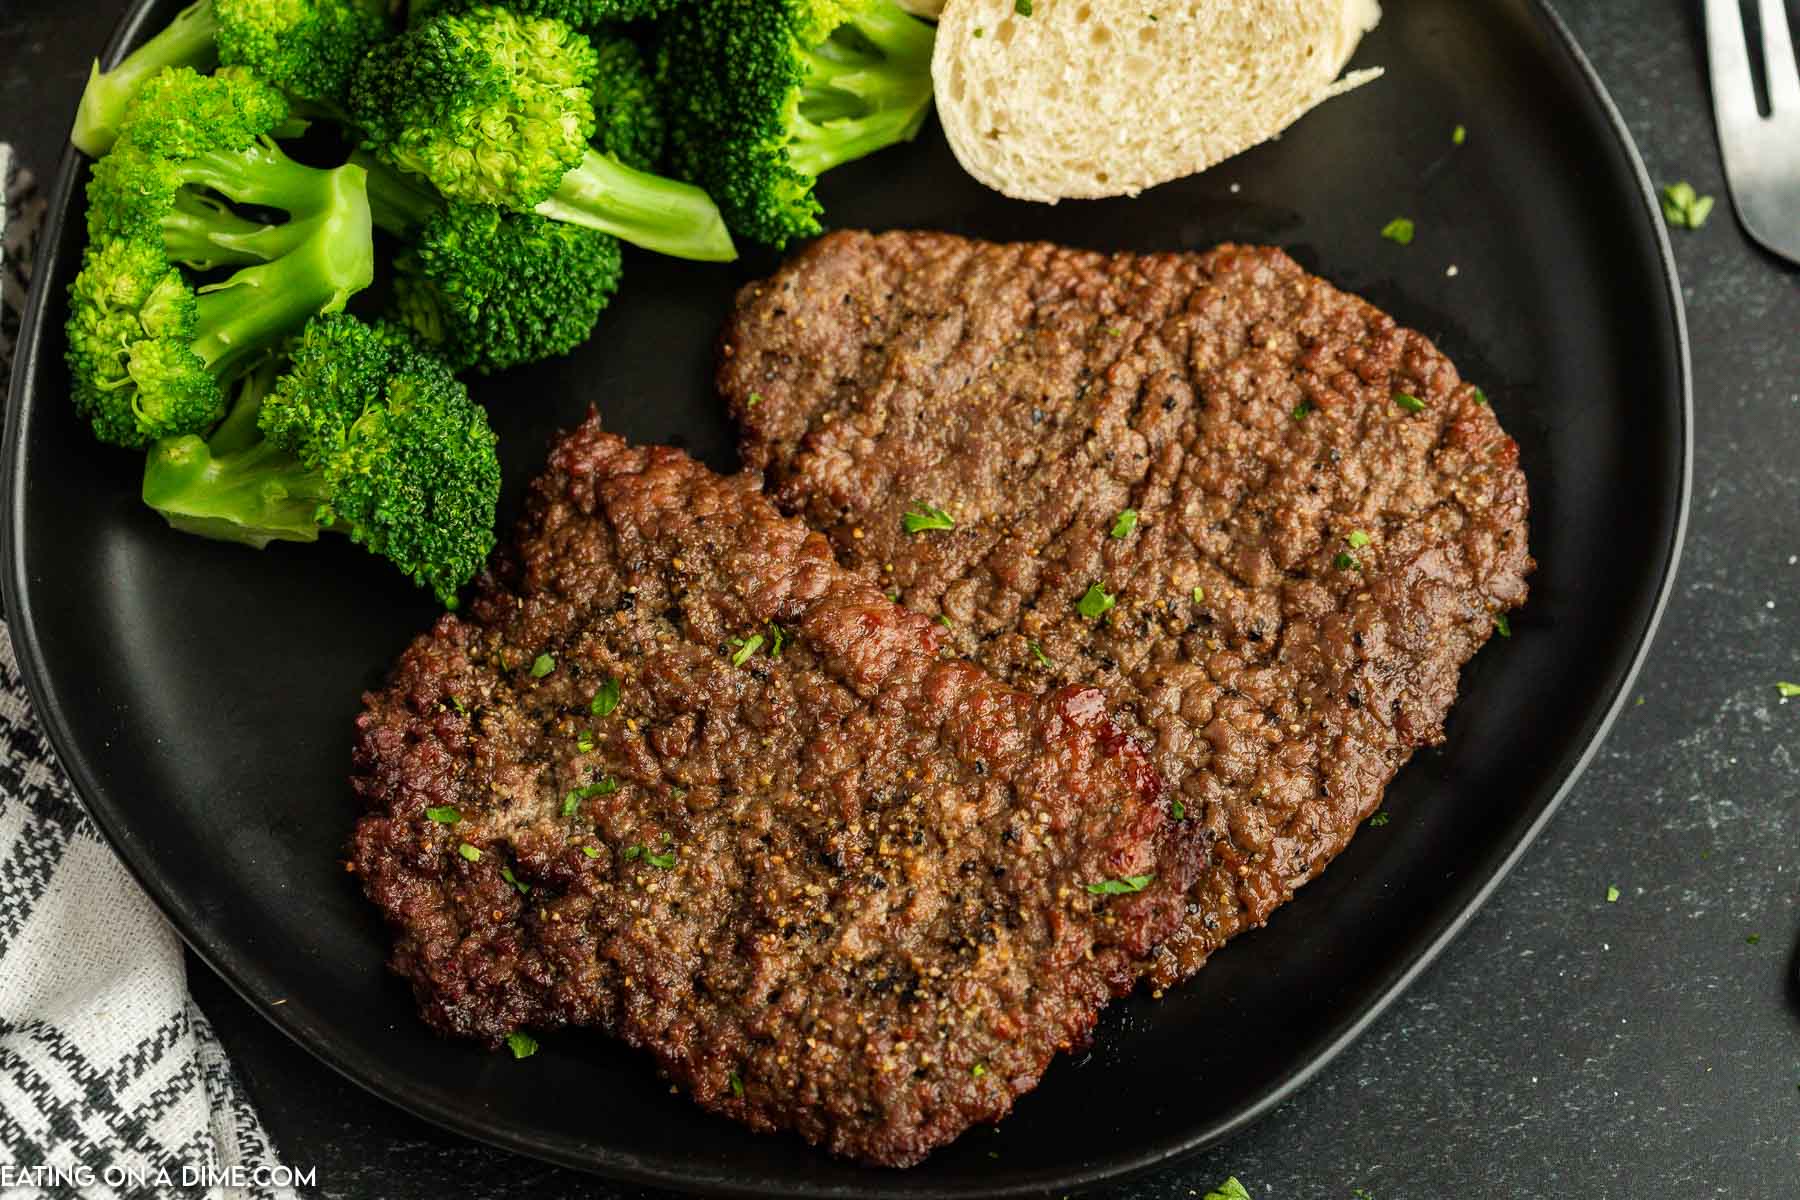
533, 149, 737, 263
787, 3, 935, 180
161, 190, 322, 270
352, 151, 443, 237
71, 0, 222, 157
188, 161, 374, 381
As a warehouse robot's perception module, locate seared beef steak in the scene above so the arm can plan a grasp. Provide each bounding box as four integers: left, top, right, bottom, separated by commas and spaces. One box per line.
349, 416, 1198, 1166
721, 232, 1532, 987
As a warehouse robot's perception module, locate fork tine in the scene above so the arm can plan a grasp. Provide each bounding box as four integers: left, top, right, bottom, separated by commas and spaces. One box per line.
1758, 0, 1800, 113
1706, 0, 1758, 113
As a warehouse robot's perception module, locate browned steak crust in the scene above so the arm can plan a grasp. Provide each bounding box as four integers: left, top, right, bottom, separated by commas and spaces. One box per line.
721, 232, 1533, 988
348, 414, 1201, 1166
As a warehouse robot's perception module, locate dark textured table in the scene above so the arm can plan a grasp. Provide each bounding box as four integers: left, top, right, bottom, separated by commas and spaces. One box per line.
4, 1, 1796, 1195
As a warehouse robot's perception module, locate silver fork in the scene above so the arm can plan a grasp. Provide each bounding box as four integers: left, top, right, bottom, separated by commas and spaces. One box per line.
1705, 0, 1800, 263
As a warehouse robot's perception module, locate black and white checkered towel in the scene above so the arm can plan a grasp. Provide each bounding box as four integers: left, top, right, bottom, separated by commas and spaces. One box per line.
0, 145, 294, 1199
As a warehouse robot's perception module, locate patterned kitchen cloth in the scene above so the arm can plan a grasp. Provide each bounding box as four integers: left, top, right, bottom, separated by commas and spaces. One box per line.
0, 145, 297, 1199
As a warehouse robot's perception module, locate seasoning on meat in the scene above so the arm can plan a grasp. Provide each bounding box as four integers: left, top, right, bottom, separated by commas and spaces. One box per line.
348, 415, 1202, 1166
721, 231, 1533, 988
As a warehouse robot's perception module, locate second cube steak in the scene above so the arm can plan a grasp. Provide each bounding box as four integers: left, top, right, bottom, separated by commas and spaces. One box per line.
348, 415, 1200, 1166
722, 231, 1533, 988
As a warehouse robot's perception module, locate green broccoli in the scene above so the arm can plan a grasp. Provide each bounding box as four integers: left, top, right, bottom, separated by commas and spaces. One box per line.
592, 29, 663, 171
67, 69, 373, 448
142, 313, 502, 605
410, 0, 679, 28
350, 5, 736, 261
659, 0, 936, 248
72, 0, 388, 156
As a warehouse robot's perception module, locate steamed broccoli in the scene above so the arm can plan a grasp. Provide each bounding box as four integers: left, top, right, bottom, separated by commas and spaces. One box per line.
67, 68, 373, 448
591, 29, 663, 171
407, 0, 679, 28
350, 5, 736, 261
142, 313, 501, 605
72, 0, 388, 156
659, 0, 935, 248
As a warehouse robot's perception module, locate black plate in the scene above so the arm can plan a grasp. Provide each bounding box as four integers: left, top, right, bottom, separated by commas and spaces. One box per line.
2, 0, 1689, 1194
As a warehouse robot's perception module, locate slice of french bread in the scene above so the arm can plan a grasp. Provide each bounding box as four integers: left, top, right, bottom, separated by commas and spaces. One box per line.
933, 0, 1382, 202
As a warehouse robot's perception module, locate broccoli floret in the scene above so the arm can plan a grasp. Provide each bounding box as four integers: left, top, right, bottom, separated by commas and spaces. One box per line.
411, 0, 679, 27
350, 5, 736, 261
142, 313, 501, 605
71, 0, 388, 156
394, 204, 624, 374
67, 69, 373, 448
659, 0, 935, 248
592, 30, 662, 171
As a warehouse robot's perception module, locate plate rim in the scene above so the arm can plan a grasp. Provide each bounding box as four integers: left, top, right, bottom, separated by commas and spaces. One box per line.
0, 0, 1693, 1194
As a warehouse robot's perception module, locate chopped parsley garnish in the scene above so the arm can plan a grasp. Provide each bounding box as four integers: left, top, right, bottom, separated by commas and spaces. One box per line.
1028, 640, 1052, 668
1076, 583, 1116, 620
624, 845, 643, 860
1381, 217, 1415, 246
746, 392, 763, 407
973, 25, 984, 36
1394, 392, 1427, 413
1776, 681, 1800, 698
1494, 613, 1513, 638
1334, 551, 1361, 571
1347, 530, 1371, 549
505, 1031, 537, 1059
936, 613, 953, 628
457, 843, 482, 862
1472, 386, 1489, 406
730, 633, 765, 666
768, 624, 788, 658
581, 845, 601, 859
645, 850, 677, 869
903, 502, 956, 534
449, 696, 467, 715
1660, 181, 1714, 230
1086, 874, 1153, 895
1366, 810, 1390, 827
729, 1070, 744, 1097
1111, 509, 1139, 539
1606, 885, 1620, 903
590, 677, 620, 717
972, 1063, 987, 1077
576, 732, 596, 753
1104, 325, 1124, 337
1192, 586, 1205, 604
500, 866, 529, 895
1452, 123, 1467, 145
1014, 0, 1032, 14
1171, 798, 1186, 820
1292, 400, 1313, 421
425, 805, 460, 825
529, 653, 555, 678
562, 778, 619, 816
1746, 933, 1761, 945
1203, 1177, 1252, 1200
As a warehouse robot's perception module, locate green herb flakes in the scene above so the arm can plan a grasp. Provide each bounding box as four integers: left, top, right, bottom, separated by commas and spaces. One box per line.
746, 392, 763, 407
1192, 586, 1205, 604
581, 845, 601, 859
1014, 0, 1032, 14
973, 25, 984, 36
903, 501, 956, 533
1085, 874, 1153, 896
1203, 1178, 1252, 1200
457, 843, 481, 862
1394, 392, 1427, 413
563, 778, 619, 816
1606, 885, 1620, 903
1171, 798, 1186, 820
730, 633, 765, 666
1660, 181, 1714, 230
425, 805, 460, 825
1452, 123, 1467, 145
1381, 217, 1415, 246
1367, 810, 1390, 827
972, 1063, 986, 1077
450, 696, 468, 715
936, 614, 953, 628
1776, 681, 1800, 698
646, 850, 677, 869
768, 624, 788, 658
1028, 640, 1052, 668
1347, 530, 1371, 549
1334, 551, 1361, 571
624, 845, 643, 861
729, 1070, 744, 1097
1111, 509, 1139, 539
1076, 582, 1116, 620
1292, 400, 1313, 421
1472, 386, 1489, 406
576, 731, 596, 753
1746, 933, 1761, 945
529, 653, 555, 678
590, 676, 620, 717
1494, 613, 1513, 638
500, 866, 529, 895
505, 1031, 537, 1059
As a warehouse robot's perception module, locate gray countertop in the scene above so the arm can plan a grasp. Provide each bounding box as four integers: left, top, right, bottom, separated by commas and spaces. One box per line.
3, 0, 1796, 1195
